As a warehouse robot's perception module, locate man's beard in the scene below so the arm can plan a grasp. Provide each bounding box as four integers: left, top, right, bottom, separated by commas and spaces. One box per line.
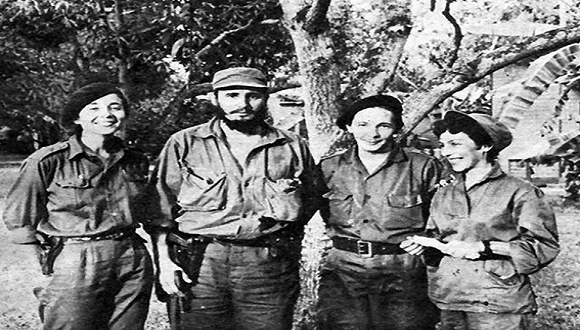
216, 105, 268, 134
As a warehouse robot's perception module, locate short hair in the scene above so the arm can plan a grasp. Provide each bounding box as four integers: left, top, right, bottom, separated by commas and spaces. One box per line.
433, 118, 498, 162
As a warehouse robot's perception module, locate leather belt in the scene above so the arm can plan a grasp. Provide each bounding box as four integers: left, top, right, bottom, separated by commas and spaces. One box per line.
65, 229, 135, 242
332, 236, 405, 257
169, 230, 303, 248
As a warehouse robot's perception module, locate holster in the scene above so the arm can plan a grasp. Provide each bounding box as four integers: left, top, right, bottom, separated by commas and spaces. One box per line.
37, 236, 65, 276
165, 270, 190, 330
166, 231, 210, 284
159, 232, 210, 329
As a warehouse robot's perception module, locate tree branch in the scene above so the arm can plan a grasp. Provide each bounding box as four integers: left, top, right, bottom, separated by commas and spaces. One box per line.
442, 0, 463, 68
402, 24, 580, 138
194, 19, 280, 59
303, 0, 331, 35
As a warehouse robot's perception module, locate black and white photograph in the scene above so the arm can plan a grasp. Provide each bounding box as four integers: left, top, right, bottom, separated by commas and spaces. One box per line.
0, 1, 578, 329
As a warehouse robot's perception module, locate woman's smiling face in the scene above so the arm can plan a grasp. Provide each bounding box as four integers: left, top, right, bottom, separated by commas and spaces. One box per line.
439, 131, 490, 173
74, 93, 126, 136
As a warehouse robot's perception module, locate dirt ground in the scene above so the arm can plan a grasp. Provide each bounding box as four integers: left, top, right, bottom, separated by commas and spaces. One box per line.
1, 165, 580, 329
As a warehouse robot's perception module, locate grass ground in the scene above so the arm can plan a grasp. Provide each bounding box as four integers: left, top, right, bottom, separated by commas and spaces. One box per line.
0, 166, 579, 329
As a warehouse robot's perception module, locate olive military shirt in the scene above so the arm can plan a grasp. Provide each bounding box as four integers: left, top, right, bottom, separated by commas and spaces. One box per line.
3, 135, 150, 244
145, 117, 323, 239
320, 146, 442, 243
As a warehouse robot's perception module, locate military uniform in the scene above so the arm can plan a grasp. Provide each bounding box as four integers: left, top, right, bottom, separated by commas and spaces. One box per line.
317, 146, 441, 330
147, 117, 322, 330
3, 135, 153, 330
426, 163, 559, 329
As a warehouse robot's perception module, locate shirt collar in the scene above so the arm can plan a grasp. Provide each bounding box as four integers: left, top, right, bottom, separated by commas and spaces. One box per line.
67, 135, 126, 162
453, 161, 505, 187
68, 135, 86, 160
342, 144, 408, 173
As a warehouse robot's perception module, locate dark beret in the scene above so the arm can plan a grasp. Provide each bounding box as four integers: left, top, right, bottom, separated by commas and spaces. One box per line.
336, 94, 404, 130
61, 82, 128, 128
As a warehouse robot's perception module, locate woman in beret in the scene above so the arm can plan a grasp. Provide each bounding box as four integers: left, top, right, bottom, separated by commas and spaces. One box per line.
3, 82, 153, 330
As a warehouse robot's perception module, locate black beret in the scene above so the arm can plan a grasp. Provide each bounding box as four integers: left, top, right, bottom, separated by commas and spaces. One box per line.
61, 82, 128, 128
336, 94, 403, 130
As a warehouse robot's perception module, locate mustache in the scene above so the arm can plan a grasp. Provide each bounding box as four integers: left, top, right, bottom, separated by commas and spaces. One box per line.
229, 108, 252, 114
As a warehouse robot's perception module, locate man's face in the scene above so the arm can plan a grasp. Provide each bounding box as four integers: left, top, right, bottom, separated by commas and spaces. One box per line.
214, 88, 268, 123
439, 131, 490, 173
74, 93, 126, 136
346, 107, 396, 154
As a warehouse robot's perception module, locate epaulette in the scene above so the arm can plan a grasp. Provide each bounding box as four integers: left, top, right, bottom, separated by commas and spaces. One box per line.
320, 149, 348, 162
434, 174, 456, 189
28, 141, 70, 161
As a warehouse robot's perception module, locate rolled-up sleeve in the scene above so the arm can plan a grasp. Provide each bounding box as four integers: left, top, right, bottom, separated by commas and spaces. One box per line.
509, 188, 560, 275
3, 157, 49, 244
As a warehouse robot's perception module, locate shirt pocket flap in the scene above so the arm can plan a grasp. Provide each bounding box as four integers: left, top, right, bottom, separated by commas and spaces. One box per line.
54, 178, 91, 189
387, 193, 422, 208
181, 166, 225, 188
322, 191, 352, 201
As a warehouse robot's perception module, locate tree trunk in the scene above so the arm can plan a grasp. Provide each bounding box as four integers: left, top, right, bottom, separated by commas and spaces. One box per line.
114, 0, 131, 96
360, 0, 413, 96
279, 0, 344, 161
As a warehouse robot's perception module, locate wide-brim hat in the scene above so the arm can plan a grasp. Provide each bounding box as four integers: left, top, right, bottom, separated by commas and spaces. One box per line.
443, 110, 513, 151
212, 67, 268, 91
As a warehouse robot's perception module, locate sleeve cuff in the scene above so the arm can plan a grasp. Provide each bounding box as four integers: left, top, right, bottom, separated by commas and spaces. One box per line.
9, 227, 39, 244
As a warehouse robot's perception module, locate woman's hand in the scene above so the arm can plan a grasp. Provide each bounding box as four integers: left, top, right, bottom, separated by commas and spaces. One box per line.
444, 240, 484, 260
404, 236, 486, 260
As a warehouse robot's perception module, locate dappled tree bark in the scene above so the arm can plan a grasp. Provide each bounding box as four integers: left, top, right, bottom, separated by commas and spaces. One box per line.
279, 0, 344, 161
402, 24, 580, 138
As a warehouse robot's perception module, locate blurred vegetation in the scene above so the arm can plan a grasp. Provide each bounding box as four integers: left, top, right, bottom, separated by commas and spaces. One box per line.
0, 0, 577, 157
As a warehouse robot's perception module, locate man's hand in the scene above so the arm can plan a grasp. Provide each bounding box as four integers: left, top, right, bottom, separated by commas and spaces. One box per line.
152, 232, 191, 297
400, 238, 425, 255
157, 254, 191, 296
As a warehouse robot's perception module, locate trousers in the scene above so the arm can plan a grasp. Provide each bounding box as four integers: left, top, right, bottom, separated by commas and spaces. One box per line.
39, 235, 153, 330
317, 248, 439, 330
179, 241, 301, 330
439, 310, 534, 330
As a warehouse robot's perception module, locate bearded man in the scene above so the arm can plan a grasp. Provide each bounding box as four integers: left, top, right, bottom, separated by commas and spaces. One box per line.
146, 67, 323, 330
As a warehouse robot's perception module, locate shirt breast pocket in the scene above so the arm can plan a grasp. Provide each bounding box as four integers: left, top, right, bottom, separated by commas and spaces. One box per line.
178, 166, 227, 211
323, 191, 355, 227
50, 177, 92, 209
122, 166, 149, 198
383, 193, 424, 228
262, 177, 302, 221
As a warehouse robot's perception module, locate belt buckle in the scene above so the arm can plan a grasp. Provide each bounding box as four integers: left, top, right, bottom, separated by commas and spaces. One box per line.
356, 240, 373, 258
